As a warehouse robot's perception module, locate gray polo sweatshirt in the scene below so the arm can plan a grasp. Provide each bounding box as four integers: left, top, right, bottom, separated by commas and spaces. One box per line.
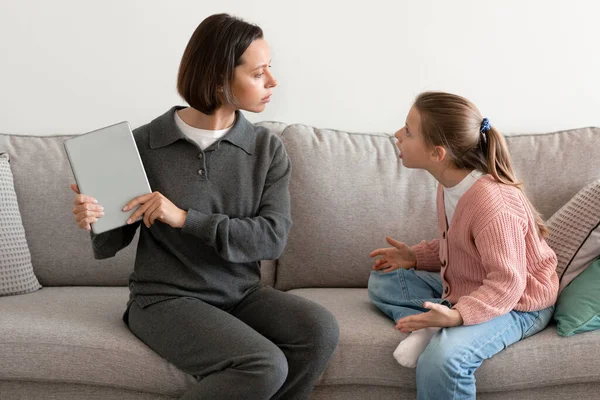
91, 107, 292, 310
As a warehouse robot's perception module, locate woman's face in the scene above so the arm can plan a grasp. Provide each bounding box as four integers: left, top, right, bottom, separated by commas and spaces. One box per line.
230, 39, 277, 113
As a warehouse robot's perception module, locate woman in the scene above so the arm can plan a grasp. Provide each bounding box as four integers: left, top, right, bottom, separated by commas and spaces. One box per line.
71, 13, 338, 400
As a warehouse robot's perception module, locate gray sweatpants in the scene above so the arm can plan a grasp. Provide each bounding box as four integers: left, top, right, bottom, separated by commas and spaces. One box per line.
127, 285, 339, 399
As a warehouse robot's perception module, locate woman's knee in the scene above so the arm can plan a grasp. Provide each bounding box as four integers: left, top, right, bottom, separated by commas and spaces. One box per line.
303, 303, 340, 355
227, 342, 289, 395
259, 344, 289, 392
182, 345, 288, 400
318, 306, 340, 353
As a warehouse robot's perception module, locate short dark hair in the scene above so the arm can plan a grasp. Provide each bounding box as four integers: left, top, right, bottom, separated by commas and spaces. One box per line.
177, 13, 263, 115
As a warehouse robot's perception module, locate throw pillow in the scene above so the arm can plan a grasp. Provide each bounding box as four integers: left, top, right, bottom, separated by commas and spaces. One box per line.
545, 179, 600, 293
553, 257, 600, 336
0, 153, 42, 295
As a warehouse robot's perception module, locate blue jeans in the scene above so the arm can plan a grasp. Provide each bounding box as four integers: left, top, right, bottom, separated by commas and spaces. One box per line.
368, 269, 554, 399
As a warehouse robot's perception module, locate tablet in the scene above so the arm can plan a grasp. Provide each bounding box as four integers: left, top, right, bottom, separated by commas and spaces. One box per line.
64, 121, 152, 235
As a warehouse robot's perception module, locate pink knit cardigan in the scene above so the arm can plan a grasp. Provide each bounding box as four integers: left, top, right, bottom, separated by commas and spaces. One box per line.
412, 175, 559, 325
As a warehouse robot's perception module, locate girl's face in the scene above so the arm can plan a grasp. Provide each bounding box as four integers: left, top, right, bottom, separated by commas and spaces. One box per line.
230, 39, 277, 113
394, 106, 433, 169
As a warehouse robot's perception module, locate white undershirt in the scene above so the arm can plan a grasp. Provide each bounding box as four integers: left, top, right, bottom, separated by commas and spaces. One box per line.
174, 111, 231, 150
443, 170, 484, 225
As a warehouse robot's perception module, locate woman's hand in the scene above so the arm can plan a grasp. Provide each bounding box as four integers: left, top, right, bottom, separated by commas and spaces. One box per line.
396, 302, 463, 332
370, 236, 417, 273
123, 191, 187, 229
71, 184, 104, 231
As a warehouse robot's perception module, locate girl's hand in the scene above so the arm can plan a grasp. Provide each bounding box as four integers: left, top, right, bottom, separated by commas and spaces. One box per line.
71, 184, 104, 231
123, 191, 187, 229
370, 236, 417, 273
395, 302, 463, 332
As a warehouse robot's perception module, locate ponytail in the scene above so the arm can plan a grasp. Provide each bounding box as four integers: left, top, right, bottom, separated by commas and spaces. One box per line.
483, 126, 549, 238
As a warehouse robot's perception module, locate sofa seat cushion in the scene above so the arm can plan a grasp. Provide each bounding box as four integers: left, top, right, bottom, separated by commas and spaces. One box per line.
0, 287, 194, 396
289, 288, 600, 393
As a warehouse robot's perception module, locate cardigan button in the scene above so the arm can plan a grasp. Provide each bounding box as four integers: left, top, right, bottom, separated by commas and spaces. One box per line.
442, 231, 446, 239
444, 286, 449, 295
441, 260, 447, 268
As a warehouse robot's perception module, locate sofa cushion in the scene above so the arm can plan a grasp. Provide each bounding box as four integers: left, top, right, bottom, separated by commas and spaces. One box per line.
554, 257, 600, 337
0, 132, 282, 288
545, 179, 600, 292
0, 153, 42, 296
276, 124, 438, 290
0, 134, 138, 286
505, 127, 600, 222
0, 286, 194, 396
290, 288, 600, 393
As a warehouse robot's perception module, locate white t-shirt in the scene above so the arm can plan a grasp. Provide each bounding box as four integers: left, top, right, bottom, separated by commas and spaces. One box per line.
443, 170, 484, 225
174, 111, 231, 150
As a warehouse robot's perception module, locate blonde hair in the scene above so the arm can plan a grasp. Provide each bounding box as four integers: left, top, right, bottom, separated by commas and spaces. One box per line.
413, 91, 548, 237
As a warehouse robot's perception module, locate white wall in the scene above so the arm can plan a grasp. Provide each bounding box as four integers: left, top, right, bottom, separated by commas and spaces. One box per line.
1, 0, 598, 135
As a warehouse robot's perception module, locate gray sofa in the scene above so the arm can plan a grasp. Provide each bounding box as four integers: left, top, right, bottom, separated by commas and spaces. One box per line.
2, 122, 600, 399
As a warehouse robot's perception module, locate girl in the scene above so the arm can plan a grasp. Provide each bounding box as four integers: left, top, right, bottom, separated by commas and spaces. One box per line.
71, 13, 338, 400
368, 91, 558, 399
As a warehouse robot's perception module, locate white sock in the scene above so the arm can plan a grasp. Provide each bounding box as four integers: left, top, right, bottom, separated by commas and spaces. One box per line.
393, 327, 441, 368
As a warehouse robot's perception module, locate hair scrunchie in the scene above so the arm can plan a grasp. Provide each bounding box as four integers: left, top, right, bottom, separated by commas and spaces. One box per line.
480, 118, 491, 134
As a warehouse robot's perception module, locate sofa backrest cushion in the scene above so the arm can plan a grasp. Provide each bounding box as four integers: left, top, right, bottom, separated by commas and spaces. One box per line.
275, 124, 438, 290
504, 127, 600, 221
0, 134, 137, 286
276, 126, 600, 291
